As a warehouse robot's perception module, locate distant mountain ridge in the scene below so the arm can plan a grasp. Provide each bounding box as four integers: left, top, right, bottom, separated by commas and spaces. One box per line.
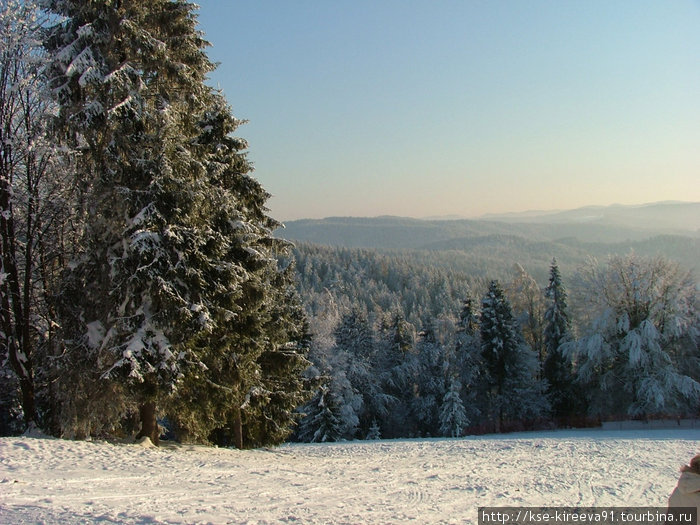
478, 201, 698, 232
280, 201, 698, 247
277, 202, 699, 279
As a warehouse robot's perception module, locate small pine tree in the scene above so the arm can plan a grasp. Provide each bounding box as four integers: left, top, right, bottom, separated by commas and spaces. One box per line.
297, 384, 347, 443
366, 419, 381, 440
439, 375, 468, 438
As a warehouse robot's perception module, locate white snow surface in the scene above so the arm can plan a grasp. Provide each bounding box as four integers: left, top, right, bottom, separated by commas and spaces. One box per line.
1, 428, 698, 524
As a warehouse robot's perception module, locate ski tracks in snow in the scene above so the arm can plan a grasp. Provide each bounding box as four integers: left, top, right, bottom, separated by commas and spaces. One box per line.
1, 428, 698, 524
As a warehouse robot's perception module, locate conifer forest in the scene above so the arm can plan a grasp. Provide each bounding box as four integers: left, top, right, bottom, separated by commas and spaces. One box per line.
1, 0, 698, 448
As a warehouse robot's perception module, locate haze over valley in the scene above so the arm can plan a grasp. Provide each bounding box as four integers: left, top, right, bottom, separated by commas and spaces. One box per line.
279, 201, 699, 285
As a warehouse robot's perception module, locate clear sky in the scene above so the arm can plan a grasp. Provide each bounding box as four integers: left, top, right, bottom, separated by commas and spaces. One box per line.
195, 1, 700, 221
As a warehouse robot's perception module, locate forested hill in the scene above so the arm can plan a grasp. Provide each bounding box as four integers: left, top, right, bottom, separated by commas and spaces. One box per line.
278, 204, 699, 283
280, 202, 698, 249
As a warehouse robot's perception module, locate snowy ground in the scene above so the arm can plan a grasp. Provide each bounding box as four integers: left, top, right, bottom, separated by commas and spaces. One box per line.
1, 428, 698, 524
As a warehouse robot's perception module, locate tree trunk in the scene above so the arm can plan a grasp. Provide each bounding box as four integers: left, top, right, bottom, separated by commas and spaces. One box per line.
19, 376, 36, 429
136, 402, 159, 446
232, 406, 243, 449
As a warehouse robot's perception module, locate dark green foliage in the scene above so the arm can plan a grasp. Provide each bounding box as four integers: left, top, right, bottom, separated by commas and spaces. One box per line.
43, 0, 310, 445
480, 281, 549, 431
543, 259, 581, 422
296, 385, 344, 443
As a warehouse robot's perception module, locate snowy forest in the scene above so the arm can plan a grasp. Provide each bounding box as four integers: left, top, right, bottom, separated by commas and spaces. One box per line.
291, 246, 700, 442
1, 0, 699, 448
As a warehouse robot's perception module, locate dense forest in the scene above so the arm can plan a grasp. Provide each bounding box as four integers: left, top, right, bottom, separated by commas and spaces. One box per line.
290, 245, 700, 442
280, 213, 699, 284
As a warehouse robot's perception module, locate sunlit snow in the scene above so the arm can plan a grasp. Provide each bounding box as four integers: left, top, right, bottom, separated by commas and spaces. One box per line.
1, 427, 697, 524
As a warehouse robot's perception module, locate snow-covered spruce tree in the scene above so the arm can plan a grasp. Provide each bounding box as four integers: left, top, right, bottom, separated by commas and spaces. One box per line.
296, 365, 361, 442
480, 280, 549, 432
165, 97, 311, 448
44, 0, 218, 442
410, 321, 447, 437
542, 258, 580, 423
240, 267, 312, 448
564, 254, 700, 419
295, 384, 345, 443
333, 308, 389, 438
377, 311, 418, 437
439, 374, 468, 437
44, 1, 309, 445
294, 307, 366, 443
0, 0, 77, 432
366, 419, 381, 440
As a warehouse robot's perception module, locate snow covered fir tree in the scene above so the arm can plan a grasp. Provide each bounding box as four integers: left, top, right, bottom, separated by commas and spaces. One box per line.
0, 0, 311, 447
1, 0, 698, 446
479, 280, 549, 432
542, 259, 581, 424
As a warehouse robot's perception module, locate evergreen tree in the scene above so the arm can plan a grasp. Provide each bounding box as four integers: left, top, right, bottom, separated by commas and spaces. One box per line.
457, 298, 479, 337
410, 322, 446, 437
366, 419, 381, 440
335, 308, 375, 360
296, 365, 361, 442
439, 374, 468, 437
44, 0, 309, 445
542, 258, 579, 423
480, 280, 548, 432
507, 264, 546, 378
167, 97, 311, 448
334, 308, 392, 437
295, 385, 344, 443
452, 297, 482, 427
377, 311, 418, 437
241, 272, 312, 447
45, 0, 217, 443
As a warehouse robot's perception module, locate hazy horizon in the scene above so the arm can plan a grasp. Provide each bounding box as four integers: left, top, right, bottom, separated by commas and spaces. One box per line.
282, 199, 699, 222
196, 1, 700, 222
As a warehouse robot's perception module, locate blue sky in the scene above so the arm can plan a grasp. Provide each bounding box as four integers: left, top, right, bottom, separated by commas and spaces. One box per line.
196, 1, 700, 221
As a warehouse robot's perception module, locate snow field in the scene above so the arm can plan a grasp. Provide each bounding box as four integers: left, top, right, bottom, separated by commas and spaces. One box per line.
1, 428, 698, 524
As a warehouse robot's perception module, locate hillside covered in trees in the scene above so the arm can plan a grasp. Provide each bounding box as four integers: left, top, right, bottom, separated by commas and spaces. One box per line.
280, 207, 699, 283
291, 244, 700, 441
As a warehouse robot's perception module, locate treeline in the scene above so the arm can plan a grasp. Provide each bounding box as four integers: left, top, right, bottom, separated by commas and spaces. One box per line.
292, 249, 700, 442
0, 0, 310, 447
280, 216, 700, 281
